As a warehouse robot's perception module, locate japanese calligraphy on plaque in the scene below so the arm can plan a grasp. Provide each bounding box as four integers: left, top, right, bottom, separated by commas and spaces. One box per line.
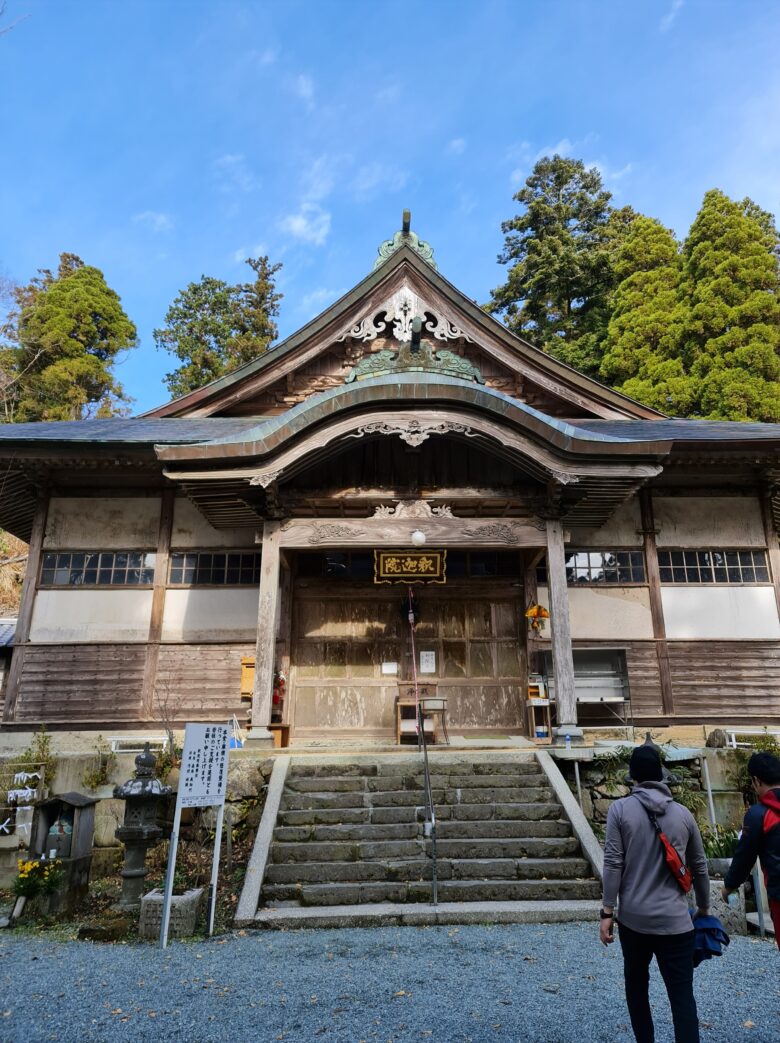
179, 724, 229, 808
374, 549, 447, 584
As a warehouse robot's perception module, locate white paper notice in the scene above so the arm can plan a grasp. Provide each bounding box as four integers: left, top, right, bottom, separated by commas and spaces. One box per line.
178, 723, 229, 808
419, 651, 436, 674
381, 662, 399, 675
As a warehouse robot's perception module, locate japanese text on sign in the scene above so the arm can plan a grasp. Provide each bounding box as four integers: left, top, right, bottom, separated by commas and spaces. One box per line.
179, 724, 229, 808
374, 549, 447, 584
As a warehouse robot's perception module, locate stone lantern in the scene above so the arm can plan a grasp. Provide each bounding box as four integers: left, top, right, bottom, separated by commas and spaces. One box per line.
113, 744, 172, 909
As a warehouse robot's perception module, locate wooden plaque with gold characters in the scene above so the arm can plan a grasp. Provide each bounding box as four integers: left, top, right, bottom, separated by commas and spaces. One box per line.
373, 549, 447, 584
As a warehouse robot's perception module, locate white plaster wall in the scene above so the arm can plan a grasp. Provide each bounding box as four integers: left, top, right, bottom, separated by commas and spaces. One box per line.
171, 498, 256, 549
654, 497, 765, 548
661, 586, 780, 639
573, 497, 643, 547
161, 588, 260, 641
537, 584, 654, 640
44, 497, 161, 549
30, 590, 154, 641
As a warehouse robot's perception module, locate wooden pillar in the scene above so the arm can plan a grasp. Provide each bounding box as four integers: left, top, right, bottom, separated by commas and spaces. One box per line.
245, 520, 281, 746
640, 490, 674, 716
545, 518, 581, 741
2, 487, 49, 723
760, 490, 780, 620
141, 488, 175, 721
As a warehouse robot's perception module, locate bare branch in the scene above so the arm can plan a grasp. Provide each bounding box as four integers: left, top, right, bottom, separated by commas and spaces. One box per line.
0, 2, 30, 37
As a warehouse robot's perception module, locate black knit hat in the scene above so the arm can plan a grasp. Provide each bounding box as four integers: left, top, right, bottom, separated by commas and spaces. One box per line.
629, 745, 663, 783
747, 751, 780, 785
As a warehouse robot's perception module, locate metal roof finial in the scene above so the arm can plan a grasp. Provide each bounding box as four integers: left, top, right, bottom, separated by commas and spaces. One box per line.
374, 210, 437, 271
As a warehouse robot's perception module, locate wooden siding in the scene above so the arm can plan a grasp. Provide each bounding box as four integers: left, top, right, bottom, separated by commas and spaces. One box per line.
667, 641, 780, 718
15, 644, 146, 722
156, 644, 253, 723
565, 639, 664, 722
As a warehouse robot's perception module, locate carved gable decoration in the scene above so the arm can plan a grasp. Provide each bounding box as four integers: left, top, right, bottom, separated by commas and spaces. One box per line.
372, 499, 454, 518
345, 339, 484, 386
337, 289, 470, 345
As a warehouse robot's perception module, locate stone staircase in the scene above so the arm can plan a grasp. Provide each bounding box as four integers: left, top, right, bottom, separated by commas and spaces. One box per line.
259, 755, 600, 909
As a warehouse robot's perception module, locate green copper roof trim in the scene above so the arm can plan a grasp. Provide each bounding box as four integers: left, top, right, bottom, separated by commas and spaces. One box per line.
373, 209, 437, 270
345, 339, 484, 385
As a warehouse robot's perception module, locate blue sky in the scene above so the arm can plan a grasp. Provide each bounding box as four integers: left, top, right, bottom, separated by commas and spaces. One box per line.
1, 0, 779, 414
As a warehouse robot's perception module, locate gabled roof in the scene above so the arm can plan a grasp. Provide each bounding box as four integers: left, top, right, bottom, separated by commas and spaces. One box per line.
143, 242, 664, 422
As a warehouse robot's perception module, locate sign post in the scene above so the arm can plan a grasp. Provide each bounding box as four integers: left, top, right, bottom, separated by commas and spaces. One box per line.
159, 723, 229, 949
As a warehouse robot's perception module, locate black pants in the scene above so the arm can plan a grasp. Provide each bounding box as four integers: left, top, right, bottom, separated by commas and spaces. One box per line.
618, 922, 699, 1043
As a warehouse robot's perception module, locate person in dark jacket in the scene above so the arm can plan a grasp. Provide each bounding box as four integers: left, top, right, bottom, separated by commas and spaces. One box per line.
721, 750, 780, 949
600, 745, 710, 1043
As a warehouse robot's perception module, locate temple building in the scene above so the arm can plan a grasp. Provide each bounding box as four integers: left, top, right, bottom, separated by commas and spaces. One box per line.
1, 216, 780, 746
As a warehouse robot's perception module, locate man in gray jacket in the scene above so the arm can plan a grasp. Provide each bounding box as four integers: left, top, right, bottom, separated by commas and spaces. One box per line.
600, 745, 710, 1043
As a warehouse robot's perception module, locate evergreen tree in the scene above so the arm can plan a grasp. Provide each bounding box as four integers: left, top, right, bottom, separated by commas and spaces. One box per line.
1, 253, 137, 421
599, 216, 694, 414
678, 189, 780, 421
155, 256, 283, 398
489, 155, 616, 376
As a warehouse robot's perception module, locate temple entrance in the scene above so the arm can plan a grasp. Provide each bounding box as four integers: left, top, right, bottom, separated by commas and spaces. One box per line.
287, 550, 527, 743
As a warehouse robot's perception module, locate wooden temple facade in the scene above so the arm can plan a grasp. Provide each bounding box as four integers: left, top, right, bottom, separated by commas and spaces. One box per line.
2, 217, 780, 744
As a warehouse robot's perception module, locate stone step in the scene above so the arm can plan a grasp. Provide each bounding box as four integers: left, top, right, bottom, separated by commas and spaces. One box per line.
435, 819, 572, 839
288, 763, 379, 778
286, 759, 539, 780
274, 822, 422, 843
270, 834, 579, 865
252, 899, 602, 930
433, 837, 580, 859
444, 802, 561, 821
361, 773, 548, 792
271, 839, 425, 863
264, 856, 591, 887
262, 877, 601, 907
274, 817, 572, 843
285, 776, 367, 793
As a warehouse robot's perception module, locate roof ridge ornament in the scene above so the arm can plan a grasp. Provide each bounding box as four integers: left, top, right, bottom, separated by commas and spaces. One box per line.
374, 209, 437, 270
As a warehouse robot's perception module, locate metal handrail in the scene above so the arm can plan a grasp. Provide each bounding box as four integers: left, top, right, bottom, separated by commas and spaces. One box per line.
417, 701, 438, 905
407, 587, 438, 905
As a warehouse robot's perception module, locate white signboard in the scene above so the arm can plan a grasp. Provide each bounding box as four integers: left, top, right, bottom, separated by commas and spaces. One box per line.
179, 724, 229, 808
419, 651, 436, 674
381, 661, 399, 676
160, 722, 230, 948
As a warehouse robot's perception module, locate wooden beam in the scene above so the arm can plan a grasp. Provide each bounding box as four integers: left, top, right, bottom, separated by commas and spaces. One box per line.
760, 491, 780, 621
640, 489, 674, 716
2, 487, 49, 723
141, 488, 175, 719
246, 520, 282, 745
545, 518, 579, 739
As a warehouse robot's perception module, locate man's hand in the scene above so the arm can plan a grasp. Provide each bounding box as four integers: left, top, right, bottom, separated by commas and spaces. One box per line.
693, 907, 710, 919
599, 916, 614, 946
720, 886, 733, 904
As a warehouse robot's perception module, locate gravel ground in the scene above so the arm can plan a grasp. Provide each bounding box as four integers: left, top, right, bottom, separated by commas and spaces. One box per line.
0, 923, 776, 1043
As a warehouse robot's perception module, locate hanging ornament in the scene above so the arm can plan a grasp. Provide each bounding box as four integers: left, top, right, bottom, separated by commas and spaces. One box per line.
524, 604, 550, 633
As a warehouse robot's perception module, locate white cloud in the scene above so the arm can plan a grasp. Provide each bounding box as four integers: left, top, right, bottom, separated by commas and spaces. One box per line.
257, 46, 277, 66
300, 154, 340, 203
212, 153, 259, 194
351, 162, 408, 200
293, 73, 315, 104
447, 138, 467, 155
132, 210, 173, 233
232, 243, 267, 264
375, 84, 400, 104
659, 0, 684, 33
301, 287, 342, 314
588, 159, 634, 183
508, 134, 600, 185
279, 203, 331, 246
